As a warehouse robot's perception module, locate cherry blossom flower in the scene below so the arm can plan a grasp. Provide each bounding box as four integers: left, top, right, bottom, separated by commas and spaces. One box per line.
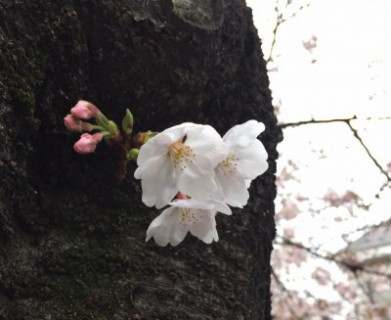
73, 133, 103, 154
278, 199, 299, 220
386, 161, 391, 173
323, 189, 359, 214
311, 267, 330, 286
71, 100, 100, 120
146, 197, 232, 247
134, 123, 228, 208
283, 227, 295, 239
334, 283, 357, 300
214, 120, 268, 207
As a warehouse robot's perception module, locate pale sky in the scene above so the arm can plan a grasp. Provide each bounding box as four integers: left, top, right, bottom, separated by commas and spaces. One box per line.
247, 0, 391, 240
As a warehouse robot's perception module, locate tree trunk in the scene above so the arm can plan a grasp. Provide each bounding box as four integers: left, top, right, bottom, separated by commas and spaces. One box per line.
0, 1, 281, 319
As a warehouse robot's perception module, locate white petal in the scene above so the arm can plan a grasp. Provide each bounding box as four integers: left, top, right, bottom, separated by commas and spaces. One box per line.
191, 155, 215, 175
170, 198, 231, 215
163, 122, 198, 139
189, 210, 218, 244
169, 223, 189, 247
234, 139, 269, 180
177, 164, 218, 200
211, 200, 232, 215
135, 150, 168, 181
223, 120, 265, 149
170, 198, 215, 210
215, 169, 249, 208
186, 124, 228, 168
146, 207, 178, 247
136, 132, 173, 169
140, 158, 177, 208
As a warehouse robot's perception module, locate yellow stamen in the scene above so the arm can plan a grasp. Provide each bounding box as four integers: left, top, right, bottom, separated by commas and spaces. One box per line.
169, 137, 195, 170
219, 153, 238, 175
179, 208, 198, 226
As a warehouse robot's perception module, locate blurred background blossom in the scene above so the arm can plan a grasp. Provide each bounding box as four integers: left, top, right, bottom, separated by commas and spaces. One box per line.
246, 0, 391, 318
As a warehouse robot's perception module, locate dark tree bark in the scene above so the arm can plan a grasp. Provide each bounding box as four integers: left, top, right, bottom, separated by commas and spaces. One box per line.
0, 0, 281, 319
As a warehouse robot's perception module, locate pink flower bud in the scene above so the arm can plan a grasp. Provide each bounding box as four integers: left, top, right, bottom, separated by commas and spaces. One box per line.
73, 133, 103, 154
64, 114, 82, 132
175, 192, 189, 200
71, 100, 100, 120
64, 114, 92, 132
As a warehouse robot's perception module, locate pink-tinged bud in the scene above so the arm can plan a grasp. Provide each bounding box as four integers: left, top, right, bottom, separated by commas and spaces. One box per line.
73, 133, 103, 154
64, 114, 82, 132
71, 100, 100, 120
64, 114, 92, 132
176, 192, 189, 200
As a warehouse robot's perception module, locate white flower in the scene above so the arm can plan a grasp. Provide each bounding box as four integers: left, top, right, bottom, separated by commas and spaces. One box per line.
134, 123, 228, 208
215, 120, 269, 207
146, 198, 232, 247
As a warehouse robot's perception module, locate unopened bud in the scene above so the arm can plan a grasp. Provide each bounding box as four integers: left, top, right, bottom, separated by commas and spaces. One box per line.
122, 109, 134, 136
175, 192, 189, 200
133, 131, 157, 148
127, 148, 139, 161
143, 131, 157, 143
71, 100, 100, 120
64, 115, 92, 132
73, 133, 103, 154
64, 114, 82, 132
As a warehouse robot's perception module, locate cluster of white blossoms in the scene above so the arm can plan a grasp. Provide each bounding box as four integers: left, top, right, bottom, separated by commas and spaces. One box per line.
134, 120, 268, 246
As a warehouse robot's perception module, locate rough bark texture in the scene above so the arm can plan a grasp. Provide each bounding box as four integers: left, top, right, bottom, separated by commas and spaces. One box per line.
0, 0, 282, 319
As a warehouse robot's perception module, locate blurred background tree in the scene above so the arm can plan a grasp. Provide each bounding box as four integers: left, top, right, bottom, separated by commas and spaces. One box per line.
246, 0, 391, 318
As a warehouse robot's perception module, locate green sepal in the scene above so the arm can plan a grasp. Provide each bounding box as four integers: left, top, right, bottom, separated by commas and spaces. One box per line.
96, 113, 110, 128
107, 120, 118, 135
89, 124, 104, 131
101, 131, 112, 139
